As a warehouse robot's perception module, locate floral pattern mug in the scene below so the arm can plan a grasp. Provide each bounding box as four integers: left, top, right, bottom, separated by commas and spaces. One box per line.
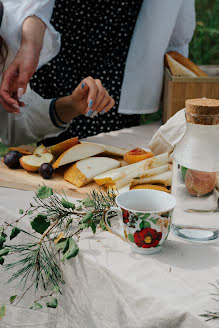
103, 189, 176, 254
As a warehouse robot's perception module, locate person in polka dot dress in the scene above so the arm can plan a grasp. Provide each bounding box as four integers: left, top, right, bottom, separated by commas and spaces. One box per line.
31, 0, 143, 145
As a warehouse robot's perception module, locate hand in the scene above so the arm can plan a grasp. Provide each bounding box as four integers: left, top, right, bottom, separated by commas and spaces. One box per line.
0, 45, 39, 113
55, 77, 115, 123
0, 16, 46, 113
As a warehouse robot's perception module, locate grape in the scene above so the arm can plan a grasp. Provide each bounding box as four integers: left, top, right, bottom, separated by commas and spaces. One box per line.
39, 163, 53, 179
4, 151, 22, 169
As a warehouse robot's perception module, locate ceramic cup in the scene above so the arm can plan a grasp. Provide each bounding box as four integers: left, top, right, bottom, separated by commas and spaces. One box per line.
103, 189, 176, 255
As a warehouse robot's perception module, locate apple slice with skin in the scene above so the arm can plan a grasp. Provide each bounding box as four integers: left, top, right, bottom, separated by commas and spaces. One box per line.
53, 143, 105, 169
20, 153, 53, 172
33, 144, 49, 155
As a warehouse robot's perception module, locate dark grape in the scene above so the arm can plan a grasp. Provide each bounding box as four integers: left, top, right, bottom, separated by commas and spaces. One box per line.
39, 163, 53, 179
4, 151, 22, 169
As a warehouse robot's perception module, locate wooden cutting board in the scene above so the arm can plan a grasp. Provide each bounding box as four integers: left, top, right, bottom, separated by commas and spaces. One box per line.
0, 160, 104, 199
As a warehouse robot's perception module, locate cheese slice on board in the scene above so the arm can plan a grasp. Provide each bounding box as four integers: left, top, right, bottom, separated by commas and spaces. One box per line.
94, 153, 168, 185
81, 142, 128, 157
53, 143, 105, 169
131, 170, 172, 187
64, 157, 121, 187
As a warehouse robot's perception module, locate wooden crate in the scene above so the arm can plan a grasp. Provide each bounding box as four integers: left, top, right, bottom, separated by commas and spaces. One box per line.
163, 66, 219, 123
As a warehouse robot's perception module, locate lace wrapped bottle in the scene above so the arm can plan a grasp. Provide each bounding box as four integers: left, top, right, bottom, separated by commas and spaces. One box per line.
172, 98, 219, 242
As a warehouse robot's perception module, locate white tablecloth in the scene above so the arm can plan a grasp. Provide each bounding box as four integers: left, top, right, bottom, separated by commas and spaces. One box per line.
0, 124, 219, 328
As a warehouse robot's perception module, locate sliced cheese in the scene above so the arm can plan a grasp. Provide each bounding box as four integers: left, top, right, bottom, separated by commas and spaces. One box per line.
94, 153, 168, 185
114, 164, 169, 189
53, 143, 105, 169
166, 54, 197, 77
64, 157, 120, 187
81, 142, 128, 157
132, 170, 172, 187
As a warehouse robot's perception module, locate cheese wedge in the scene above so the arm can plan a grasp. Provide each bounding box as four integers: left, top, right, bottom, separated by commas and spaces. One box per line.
132, 170, 172, 187
131, 184, 170, 193
64, 157, 121, 187
53, 143, 105, 169
50, 137, 79, 157
81, 142, 128, 157
94, 153, 168, 185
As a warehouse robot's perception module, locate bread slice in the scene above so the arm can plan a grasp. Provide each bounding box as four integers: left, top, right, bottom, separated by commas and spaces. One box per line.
165, 51, 208, 77
53, 143, 105, 169
165, 54, 197, 77
81, 142, 128, 157
94, 153, 168, 185
64, 157, 120, 187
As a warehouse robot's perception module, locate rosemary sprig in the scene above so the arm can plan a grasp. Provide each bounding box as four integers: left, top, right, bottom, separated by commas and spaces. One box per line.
0, 185, 116, 315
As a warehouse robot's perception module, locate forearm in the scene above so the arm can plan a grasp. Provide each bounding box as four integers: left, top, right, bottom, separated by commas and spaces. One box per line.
21, 16, 46, 58
55, 96, 81, 123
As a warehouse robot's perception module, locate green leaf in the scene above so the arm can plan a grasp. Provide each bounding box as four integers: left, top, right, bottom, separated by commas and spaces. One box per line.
90, 221, 96, 234
31, 215, 50, 234
82, 198, 94, 207
139, 221, 151, 230
0, 305, 6, 320
56, 238, 69, 253
0, 143, 8, 157
128, 234, 135, 243
80, 223, 90, 230
81, 212, 93, 223
10, 227, 20, 240
61, 198, 75, 209
53, 286, 60, 293
100, 219, 107, 231
150, 218, 158, 225
36, 186, 53, 199
181, 166, 187, 181
0, 235, 6, 248
0, 257, 4, 265
30, 302, 43, 310
61, 238, 79, 262
46, 298, 58, 309
19, 209, 24, 215
27, 210, 33, 215
0, 248, 9, 256
137, 213, 150, 220
10, 295, 17, 304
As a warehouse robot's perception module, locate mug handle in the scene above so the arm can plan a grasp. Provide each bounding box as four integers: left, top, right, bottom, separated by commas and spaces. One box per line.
103, 207, 126, 242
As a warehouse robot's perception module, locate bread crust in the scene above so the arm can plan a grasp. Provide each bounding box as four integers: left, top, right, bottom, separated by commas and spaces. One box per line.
165, 51, 208, 77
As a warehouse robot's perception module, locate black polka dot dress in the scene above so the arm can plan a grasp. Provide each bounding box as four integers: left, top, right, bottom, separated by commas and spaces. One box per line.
31, 0, 143, 143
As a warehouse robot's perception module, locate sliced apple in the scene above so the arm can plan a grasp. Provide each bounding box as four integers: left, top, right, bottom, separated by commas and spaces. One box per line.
50, 137, 80, 157
53, 143, 105, 169
33, 144, 49, 155
81, 142, 128, 157
9, 147, 33, 155
94, 153, 168, 185
64, 157, 120, 187
19, 153, 53, 172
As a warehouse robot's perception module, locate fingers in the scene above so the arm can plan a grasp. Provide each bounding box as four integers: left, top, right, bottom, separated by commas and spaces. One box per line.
0, 66, 20, 113
17, 69, 33, 98
101, 98, 115, 114
82, 76, 99, 110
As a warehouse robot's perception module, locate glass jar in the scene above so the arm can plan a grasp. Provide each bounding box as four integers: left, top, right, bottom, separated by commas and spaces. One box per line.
172, 98, 219, 242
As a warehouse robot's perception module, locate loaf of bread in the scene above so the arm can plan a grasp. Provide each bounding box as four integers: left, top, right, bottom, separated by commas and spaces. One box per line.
164, 51, 208, 77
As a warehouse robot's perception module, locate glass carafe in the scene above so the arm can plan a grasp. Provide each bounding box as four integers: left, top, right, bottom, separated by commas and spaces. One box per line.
172, 98, 219, 242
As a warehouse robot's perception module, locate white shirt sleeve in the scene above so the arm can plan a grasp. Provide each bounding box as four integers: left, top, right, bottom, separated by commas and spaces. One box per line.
0, 85, 63, 146
1, 0, 60, 68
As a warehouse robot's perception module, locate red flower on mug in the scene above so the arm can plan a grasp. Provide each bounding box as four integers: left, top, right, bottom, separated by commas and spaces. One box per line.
134, 228, 162, 248
122, 209, 130, 223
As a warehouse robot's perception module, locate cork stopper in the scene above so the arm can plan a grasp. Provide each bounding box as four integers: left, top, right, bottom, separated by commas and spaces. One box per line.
185, 98, 219, 125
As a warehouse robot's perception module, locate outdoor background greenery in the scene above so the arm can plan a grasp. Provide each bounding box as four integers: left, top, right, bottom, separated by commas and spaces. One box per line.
141, 0, 219, 124
0, 0, 218, 155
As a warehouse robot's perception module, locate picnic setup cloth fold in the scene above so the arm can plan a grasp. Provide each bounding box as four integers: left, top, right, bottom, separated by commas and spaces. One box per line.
0, 125, 218, 328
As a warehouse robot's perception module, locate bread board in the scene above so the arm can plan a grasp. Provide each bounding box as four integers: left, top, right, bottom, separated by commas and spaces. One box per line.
0, 160, 104, 199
